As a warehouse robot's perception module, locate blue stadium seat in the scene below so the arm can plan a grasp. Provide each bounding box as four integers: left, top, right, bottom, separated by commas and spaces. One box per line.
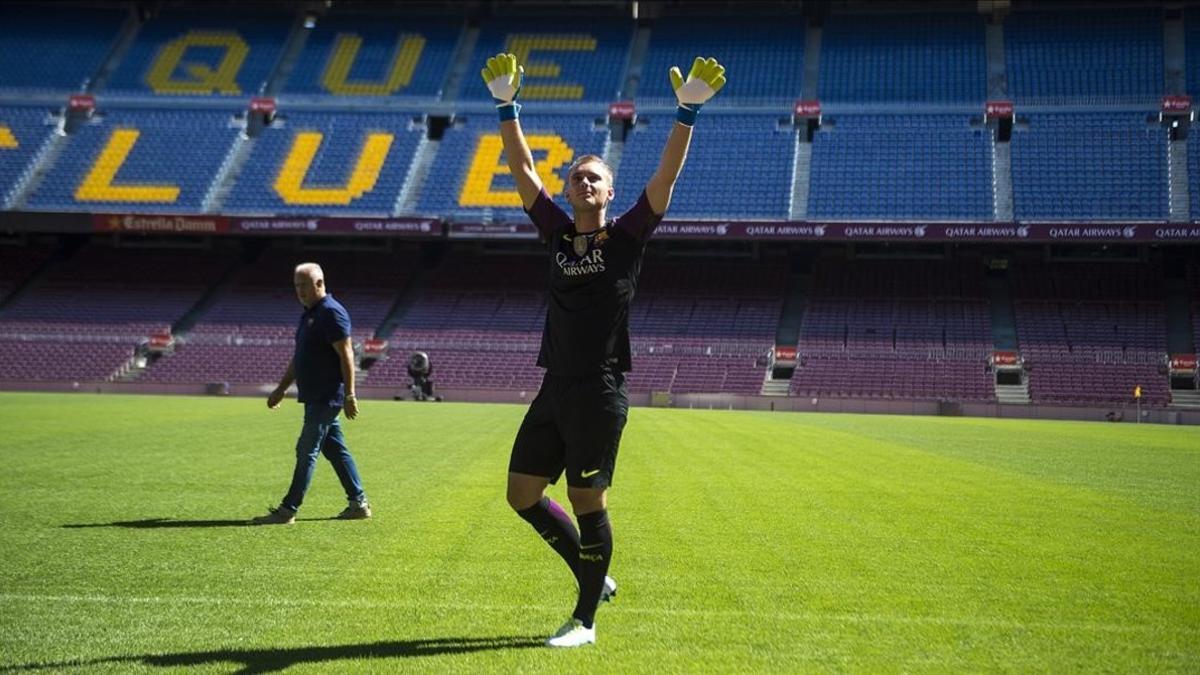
808, 115, 992, 220
281, 15, 462, 99
26, 108, 239, 212
0, 5, 127, 93
1186, 9, 1200, 102
0, 107, 57, 206
636, 18, 806, 106
456, 20, 632, 103
1005, 9, 1164, 104
1011, 113, 1167, 220
1190, 123, 1200, 222
417, 113, 609, 221
819, 13, 985, 103
103, 11, 292, 97
225, 111, 425, 215
616, 114, 795, 219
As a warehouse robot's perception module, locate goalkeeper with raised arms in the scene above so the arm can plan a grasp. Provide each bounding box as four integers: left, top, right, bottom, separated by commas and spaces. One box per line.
482, 52, 726, 647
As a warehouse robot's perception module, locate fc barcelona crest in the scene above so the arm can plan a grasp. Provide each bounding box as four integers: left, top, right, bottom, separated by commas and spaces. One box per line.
572, 235, 588, 257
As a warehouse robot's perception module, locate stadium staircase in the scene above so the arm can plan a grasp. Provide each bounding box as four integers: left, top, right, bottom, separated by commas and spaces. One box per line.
1164, 277, 1199, 408
985, 269, 1029, 403
169, 256, 248, 338
789, 139, 811, 220
370, 265, 428, 342
760, 376, 790, 397
1167, 137, 1190, 222
6, 122, 68, 210
110, 353, 147, 382
991, 132, 1014, 221
394, 123, 435, 216
985, 275, 1018, 350
995, 380, 1031, 404
984, 15, 1014, 221
85, 7, 141, 94
1165, 278, 1194, 354
760, 264, 809, 396
201, 124, 256, 213
1171, 389, 1200, 408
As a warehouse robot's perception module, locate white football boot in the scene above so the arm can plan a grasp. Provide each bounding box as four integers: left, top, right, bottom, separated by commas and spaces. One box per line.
546, 618, 596, 648
598, 575, 617, 609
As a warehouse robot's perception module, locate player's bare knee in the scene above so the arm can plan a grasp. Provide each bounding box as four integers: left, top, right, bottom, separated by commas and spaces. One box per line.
506, 477, 544, 511
567, 487, 606, 515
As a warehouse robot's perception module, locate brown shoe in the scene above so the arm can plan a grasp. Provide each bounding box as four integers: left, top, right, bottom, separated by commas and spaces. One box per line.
335, 502, 372, 520
250, 506, 296, 525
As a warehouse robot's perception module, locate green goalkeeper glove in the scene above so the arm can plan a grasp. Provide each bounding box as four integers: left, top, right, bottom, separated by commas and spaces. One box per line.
669, 56, 727, 126
481, 53, 524, 121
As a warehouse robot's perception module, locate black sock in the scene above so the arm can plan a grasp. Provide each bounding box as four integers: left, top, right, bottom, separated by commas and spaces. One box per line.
572, 509, 613, 628
516, 497, 581, 583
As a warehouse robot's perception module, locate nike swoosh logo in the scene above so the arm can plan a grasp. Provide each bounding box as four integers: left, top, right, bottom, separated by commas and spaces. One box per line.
580, 542, 606, 550
581, 469, 601, 478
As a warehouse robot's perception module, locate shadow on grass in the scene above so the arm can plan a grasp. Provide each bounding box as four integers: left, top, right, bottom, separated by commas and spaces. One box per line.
61, 516, 350, 529
8, 635, 546, 673
62, 518, 252, 529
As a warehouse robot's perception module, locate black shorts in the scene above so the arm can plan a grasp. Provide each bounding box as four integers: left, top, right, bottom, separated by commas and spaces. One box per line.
508, 369, 628, 489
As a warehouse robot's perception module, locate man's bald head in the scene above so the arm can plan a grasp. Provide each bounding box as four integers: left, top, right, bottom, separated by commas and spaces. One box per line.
293, 262, 327, 308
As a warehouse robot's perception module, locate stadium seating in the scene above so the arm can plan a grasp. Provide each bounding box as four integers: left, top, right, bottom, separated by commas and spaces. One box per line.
457, 19, 632, 103
1011, 113, 1168, 221
791, 258, 995, 401
140, 246, 415, 385
616, 115, 796, 220
635, 18, 806, 105
417, 113, 609, 221
363, 253, 783, 394
1005, 8, 1164, 104
819, 13, 985, 103
0, 245, 237, 383
368, 252, 546, 389
0, 6, 1192, 415
0, 5, 127, 94
808, 115, 992, 220
102, 10, 292, 97
0, 244, 233, 337
1192, 263, 1200, 350
0, 339, 134, 382
26, 109, 240, 213
1187, 9, 1200, 102
280, 15, 462, 99
1189, 122, 1200, 223
224, 111, 425, 215
1010, 260, 1169, 406
0, 106, 58, 207
0, 244, 54, 303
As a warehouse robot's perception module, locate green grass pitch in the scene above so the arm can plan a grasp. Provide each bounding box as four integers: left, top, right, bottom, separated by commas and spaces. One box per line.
0, 392, 1196, 672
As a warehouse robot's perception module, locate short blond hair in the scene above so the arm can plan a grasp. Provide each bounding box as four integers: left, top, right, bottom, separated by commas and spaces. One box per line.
567, 154, 614, 183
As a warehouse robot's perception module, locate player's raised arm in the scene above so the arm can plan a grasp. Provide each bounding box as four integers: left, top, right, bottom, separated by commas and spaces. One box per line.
644, 57, 727, 215
482, 53, 542, 211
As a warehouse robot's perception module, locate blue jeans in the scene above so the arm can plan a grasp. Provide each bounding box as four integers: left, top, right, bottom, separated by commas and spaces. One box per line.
281, 402, 366, 512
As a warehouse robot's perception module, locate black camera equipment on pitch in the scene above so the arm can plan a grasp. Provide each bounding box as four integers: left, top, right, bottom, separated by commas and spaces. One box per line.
407, 351, 440, 401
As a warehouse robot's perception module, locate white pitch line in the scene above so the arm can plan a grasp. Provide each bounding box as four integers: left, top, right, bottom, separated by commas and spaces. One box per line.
1, 592, 1194, 637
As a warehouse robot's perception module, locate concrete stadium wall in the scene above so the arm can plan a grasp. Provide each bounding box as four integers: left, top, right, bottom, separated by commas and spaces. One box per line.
3, 379, 1198, 425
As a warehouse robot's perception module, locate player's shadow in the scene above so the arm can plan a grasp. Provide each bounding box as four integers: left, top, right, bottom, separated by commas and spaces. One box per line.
61, 516, 343, 529
62, 518, 252, 529
9, 635, 545, 673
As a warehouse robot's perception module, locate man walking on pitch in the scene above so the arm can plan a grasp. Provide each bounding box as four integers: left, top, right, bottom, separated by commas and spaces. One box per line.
251, 263, 371, 525
482, 52, 726, 646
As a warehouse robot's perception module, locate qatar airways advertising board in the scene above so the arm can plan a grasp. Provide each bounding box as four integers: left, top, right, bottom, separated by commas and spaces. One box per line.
650, 222, 1200, 243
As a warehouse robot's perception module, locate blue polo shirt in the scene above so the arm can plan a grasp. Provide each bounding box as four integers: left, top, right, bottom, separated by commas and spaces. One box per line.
294, 294, 352, 407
